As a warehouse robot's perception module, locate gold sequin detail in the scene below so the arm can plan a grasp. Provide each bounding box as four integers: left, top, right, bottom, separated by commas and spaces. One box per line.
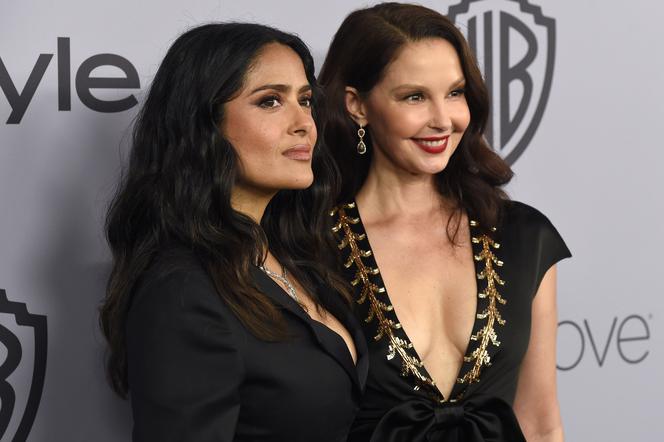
458, 222, 507, 385
331, 203, 442, 400
331, 206, 507, 399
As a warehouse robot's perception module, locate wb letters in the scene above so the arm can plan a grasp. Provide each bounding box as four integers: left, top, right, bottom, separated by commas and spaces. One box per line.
448, 0, 556, 165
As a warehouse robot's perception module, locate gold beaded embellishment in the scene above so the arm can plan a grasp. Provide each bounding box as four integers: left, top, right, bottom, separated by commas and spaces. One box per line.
458, 220, 507, 385
331, 202, 441, 400
331, 205, 507, 399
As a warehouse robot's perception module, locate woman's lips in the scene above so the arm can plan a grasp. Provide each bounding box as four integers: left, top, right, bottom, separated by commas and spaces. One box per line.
283, 145, 312, 161
411, 136, 449, 154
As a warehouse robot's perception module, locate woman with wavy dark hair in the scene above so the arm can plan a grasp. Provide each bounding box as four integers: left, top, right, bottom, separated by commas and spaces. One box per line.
320, 3, 570, 441
100, 23, 367, 442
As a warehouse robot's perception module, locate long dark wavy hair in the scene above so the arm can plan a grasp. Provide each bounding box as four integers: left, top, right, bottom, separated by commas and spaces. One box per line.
319, 3, 513, 234
100, 22, 349, 398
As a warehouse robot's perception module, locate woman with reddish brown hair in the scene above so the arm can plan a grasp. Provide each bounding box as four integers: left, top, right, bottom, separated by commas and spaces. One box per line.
320, 3, 570, 441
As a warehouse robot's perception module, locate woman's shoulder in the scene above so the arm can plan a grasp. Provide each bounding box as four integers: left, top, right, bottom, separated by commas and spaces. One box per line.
141, 245, 207, 284
499, 200, 565, 237
502, 200, 552, 226
499, 199, 572, 265
129, 245, 231, 322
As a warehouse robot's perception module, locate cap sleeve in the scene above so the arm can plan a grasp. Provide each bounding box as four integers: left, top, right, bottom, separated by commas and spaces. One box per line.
504, 201, 572, 298
534, 213, 572, 289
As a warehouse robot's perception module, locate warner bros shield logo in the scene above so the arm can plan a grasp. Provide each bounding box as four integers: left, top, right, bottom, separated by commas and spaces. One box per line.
447, 0, 556, 165
0, 289, 47, 441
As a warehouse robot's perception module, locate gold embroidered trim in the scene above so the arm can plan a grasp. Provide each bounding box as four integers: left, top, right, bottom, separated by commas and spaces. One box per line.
330, 205, 507, 399
331, 203, 441, 400
458, 220, 507, 385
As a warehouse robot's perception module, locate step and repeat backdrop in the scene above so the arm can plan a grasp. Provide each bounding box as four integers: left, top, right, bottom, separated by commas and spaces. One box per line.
1, 1, 661, 440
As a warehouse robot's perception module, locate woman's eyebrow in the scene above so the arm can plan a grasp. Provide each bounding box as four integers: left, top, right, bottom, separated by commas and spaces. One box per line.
248, 84, 311, 95
249, 83, 291, 95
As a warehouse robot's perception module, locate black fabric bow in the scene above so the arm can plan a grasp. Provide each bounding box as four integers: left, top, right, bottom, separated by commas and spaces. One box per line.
369, 395, 526, 442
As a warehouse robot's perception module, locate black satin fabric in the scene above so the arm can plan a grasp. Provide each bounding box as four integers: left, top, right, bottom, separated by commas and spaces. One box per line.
366, 396, 525, 442
126, 246, 369, 442
339, 201, 571, 442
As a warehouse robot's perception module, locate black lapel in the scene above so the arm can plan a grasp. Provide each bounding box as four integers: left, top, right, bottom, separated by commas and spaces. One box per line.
340, 304, 369, 391
250, 266, 311, 323
250, 266, 364, 391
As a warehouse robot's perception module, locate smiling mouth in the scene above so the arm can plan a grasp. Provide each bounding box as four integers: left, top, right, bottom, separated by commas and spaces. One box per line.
411, 136, 449, 154
283, 145, 312, 161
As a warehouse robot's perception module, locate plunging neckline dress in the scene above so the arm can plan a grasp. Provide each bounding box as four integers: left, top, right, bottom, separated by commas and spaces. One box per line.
331, 200, 571, 442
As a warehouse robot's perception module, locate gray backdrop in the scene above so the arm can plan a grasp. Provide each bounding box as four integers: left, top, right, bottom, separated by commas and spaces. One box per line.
1, 1, 661, 440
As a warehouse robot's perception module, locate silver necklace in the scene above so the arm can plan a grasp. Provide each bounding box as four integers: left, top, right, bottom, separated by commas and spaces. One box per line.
259, 264, 298, 302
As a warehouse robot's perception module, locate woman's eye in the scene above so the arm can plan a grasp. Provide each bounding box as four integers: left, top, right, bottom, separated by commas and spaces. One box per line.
300, 96, 313, 108
449, 88, 466, 98
404, 93, 425, 102
259, 96, 282, 108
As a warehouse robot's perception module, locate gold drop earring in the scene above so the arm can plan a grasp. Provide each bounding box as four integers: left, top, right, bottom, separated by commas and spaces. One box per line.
357, 125, 367, 155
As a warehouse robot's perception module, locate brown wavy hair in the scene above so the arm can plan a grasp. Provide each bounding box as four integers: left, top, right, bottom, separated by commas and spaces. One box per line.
319, 2, 512, 233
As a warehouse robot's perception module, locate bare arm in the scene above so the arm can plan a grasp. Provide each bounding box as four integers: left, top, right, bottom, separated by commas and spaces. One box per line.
513, 265, 564, 442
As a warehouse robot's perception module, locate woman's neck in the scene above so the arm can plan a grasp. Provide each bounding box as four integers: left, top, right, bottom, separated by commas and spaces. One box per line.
230, 183, 276, 224
356, 156, 447, 222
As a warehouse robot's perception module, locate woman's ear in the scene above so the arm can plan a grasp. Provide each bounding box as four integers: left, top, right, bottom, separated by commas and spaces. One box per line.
345, 86, 368, 126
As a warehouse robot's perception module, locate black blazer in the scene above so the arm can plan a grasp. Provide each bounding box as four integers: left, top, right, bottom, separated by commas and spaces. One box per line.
126, 247, 369, 442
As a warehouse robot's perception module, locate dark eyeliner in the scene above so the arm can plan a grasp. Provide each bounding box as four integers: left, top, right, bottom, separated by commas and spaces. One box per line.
256, 94, 281, 108
401, 92, 424, 101
299, 94, 313, 108
450, 87, 466, 97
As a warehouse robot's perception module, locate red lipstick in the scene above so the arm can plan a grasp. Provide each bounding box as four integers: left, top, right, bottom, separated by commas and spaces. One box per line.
411, 136, 449, 154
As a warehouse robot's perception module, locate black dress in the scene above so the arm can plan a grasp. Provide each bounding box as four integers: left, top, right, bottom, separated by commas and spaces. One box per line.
126, 247, 369, 442
331, 200, 571, 442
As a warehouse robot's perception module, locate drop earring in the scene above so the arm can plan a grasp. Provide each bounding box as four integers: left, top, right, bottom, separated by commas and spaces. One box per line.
357, 125, 367, 155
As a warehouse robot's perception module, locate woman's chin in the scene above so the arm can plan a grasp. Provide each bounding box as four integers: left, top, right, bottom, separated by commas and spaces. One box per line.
407, 158, 452, 176
283, 173, 315, 190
